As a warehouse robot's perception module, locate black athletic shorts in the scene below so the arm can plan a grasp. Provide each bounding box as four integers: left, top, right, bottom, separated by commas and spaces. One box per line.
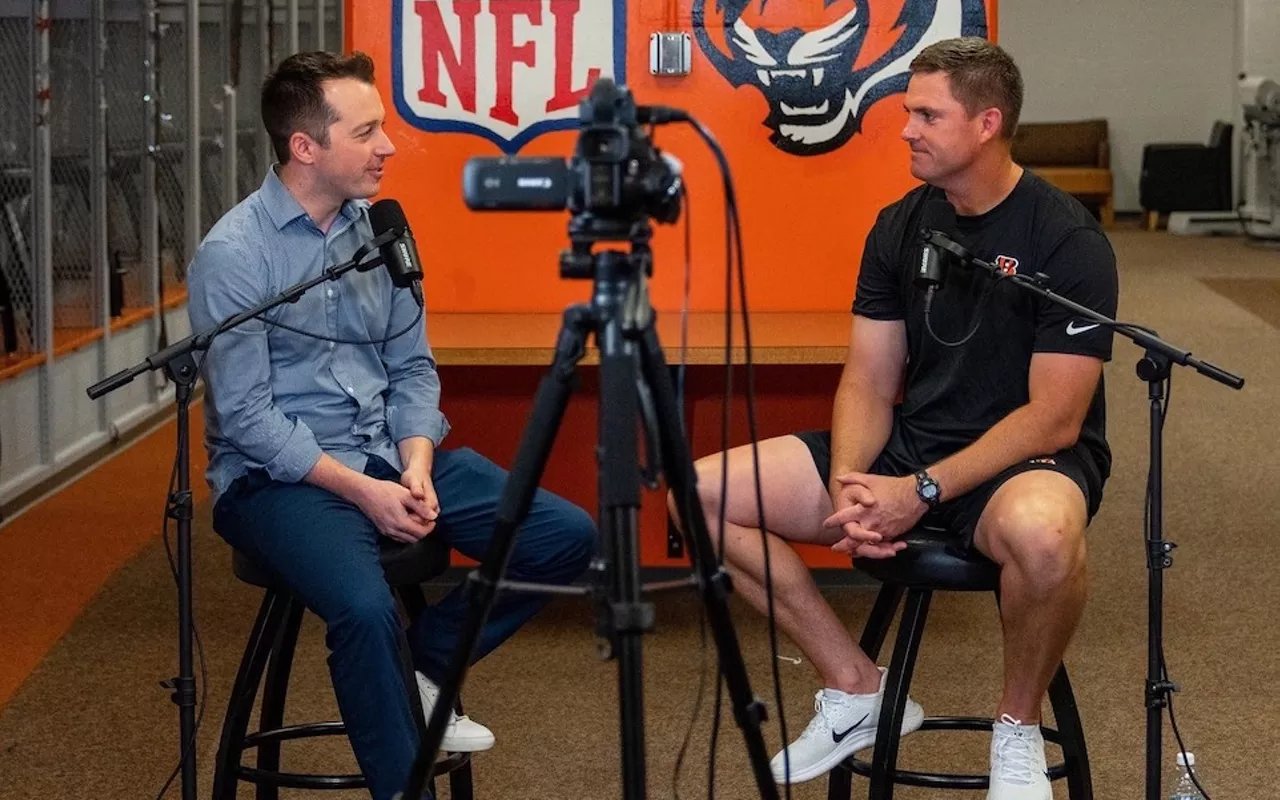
793, 430, 1104, 551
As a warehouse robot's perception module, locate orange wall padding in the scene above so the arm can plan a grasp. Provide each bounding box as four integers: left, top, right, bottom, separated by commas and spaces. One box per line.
346, 0, 998, 312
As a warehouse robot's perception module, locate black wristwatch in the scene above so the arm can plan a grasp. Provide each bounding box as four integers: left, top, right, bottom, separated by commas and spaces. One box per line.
914, 470, 942, 508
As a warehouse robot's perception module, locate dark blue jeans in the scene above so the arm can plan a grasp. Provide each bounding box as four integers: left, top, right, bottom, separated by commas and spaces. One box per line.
212, 448, 596, 800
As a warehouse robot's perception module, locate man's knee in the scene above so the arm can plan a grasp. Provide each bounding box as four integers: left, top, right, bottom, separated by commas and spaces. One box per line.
561, 503, 598, 575
666, 453, 727, 545
981, 489, 1087, 588
520, 498, 597, 583
326, 590, 401, 648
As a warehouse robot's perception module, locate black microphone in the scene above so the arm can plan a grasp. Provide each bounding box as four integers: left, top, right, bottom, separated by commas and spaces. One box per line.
915, 191, 958, 291
368, 198, 424, 306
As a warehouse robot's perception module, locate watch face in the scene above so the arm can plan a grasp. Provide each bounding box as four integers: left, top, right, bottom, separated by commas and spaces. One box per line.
922, 483, 939, 500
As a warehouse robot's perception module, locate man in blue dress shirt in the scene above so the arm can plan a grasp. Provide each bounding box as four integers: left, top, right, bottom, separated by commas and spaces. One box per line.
187, 51, 596, 800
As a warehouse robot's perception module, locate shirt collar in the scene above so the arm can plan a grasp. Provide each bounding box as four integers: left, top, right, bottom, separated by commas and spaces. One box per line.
260, 165, 371, 230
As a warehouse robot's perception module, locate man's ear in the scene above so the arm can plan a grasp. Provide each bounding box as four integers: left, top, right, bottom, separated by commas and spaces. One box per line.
290, 131, 321, 165
978, 107, 1004, 144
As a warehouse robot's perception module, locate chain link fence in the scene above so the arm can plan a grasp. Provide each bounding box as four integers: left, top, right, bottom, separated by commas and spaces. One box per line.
0, 0, 329, 363
153, 2, 187, 289
49, 12, 97, 330
0, 10, 34, 358
105, 2, 149, 312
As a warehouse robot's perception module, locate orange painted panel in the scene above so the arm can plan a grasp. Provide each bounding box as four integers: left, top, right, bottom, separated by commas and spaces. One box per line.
347, 0, 998, 313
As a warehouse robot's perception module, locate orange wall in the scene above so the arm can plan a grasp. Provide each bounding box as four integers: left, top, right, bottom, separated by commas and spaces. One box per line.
348, 0, 998, 313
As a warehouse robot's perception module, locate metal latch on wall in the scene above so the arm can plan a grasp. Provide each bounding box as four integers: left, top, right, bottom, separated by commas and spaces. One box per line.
649, 32, 692, 77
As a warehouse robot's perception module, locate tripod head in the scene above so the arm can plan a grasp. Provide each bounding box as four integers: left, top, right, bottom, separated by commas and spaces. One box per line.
559, 214, 654, 281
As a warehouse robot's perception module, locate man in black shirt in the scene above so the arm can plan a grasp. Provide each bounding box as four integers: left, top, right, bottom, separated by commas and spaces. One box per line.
673, 38, 1116, 800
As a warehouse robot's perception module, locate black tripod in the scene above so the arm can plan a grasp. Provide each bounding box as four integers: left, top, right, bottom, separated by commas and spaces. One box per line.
400, 217, 779, 800
922, 229, 1244, 800
85, 235, 393, 800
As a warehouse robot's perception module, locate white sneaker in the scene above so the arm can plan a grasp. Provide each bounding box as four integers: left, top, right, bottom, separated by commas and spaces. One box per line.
988, 713, 1051, 799
414, 672, 496, 752
770, 667, 925, 785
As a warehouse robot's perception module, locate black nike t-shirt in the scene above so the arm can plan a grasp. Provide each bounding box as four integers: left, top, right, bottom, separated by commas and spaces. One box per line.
852, 170, 1119, 485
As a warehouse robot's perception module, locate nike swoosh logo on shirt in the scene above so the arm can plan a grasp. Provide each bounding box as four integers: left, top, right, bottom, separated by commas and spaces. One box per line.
832, 713, 871, 743
1066, 321, 1100, 336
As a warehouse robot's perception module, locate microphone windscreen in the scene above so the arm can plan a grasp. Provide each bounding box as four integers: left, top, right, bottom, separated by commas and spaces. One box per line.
369, 198, 410, 237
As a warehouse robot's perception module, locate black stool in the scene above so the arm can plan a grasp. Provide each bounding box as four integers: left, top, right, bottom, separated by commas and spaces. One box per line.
212, 535, 474, 799
827, 526, 1092, 800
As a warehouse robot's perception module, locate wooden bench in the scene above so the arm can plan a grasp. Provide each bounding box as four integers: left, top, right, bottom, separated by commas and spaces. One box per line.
425, 311, 851, 366
1013, 119, 1115, 228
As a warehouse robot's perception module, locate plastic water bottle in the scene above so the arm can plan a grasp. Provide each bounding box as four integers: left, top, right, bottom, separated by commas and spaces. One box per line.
1168, 752, 1206, 800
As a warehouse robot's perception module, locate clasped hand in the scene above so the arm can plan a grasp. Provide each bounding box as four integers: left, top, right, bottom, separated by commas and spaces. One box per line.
824, 472, 926, 559
358, 465, 441, 543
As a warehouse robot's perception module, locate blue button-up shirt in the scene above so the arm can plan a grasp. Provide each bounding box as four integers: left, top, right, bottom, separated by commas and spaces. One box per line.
187, 168, 449, 505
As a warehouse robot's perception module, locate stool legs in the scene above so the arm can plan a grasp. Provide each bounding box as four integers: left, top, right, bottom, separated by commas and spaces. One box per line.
829, 585, 906, 800
828, 582, 1093, 800
395, 583, 475, 800
256, 598, 305, 800
212, 590, 289, 800
858, 585, 905, 659
213, 583, 475, 799
1048, 664, 1093, 799
870, 589, 932, 800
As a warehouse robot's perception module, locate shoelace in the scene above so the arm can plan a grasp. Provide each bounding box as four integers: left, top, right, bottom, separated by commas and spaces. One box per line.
797, 691, 846, 741
993, 714, 1037, 785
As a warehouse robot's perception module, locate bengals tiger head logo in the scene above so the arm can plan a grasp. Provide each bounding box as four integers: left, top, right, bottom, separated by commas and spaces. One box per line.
692, 0, 989, 156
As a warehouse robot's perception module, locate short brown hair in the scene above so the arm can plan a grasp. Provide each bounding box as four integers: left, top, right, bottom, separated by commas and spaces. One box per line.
909, 37, 1023, 139
261, 51, 376, 164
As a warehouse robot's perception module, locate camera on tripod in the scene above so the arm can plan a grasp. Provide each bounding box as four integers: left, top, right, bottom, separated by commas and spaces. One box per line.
461, 77, 684, 271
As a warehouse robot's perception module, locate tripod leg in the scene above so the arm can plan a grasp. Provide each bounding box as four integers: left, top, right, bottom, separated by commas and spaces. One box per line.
398, 307, 591, 800
636, 323, 780, 800
598, 320, 651, 800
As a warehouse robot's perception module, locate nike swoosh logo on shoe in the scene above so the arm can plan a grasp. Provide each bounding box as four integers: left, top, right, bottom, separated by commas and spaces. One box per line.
831, 713, 870, 743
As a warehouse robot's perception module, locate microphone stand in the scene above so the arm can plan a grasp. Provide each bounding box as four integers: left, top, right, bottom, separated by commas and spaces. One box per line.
84, 233, 392, 800
923, 230, 1244, 800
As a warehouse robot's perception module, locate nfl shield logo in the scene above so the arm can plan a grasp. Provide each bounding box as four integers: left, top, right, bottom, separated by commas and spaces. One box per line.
392, 0, 628, 153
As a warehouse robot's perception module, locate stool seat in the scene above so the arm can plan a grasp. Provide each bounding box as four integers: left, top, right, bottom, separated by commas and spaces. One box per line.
854, 525, 999, 591
233, 535, 452, 589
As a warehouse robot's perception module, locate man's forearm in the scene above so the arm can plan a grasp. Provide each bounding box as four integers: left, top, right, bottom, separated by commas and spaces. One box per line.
397, 436, 434, 473
929, 404, 1077, 502
303, 453, 375, 507
829, 381, 895, 495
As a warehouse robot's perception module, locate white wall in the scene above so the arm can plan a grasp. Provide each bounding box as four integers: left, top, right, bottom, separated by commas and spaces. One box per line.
1001, 0, 1240, 211
1241, 0, 1280, 78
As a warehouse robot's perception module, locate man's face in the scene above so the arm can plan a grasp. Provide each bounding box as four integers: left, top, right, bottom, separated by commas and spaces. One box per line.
900, 71, 994, 184
310, 77, 396, 200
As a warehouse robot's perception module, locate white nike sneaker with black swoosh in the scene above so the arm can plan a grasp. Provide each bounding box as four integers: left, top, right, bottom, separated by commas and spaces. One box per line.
770, 667, 925, 785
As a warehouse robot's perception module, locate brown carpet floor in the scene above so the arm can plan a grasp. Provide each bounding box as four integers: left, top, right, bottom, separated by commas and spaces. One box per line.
1200, 276, 1280, 329
1, 226, 1278, 798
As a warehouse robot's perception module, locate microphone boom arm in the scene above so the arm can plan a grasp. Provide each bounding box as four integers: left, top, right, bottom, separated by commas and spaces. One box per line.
87, 230, 393, 400
919, 230, 1243, 389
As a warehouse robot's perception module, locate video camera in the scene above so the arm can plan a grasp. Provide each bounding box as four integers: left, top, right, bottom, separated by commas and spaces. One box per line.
461, 78, 684, 228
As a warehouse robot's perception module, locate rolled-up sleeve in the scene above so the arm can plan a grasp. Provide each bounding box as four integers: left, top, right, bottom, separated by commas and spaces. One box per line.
187, 239, 323, 482
379, 284, 450, 446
